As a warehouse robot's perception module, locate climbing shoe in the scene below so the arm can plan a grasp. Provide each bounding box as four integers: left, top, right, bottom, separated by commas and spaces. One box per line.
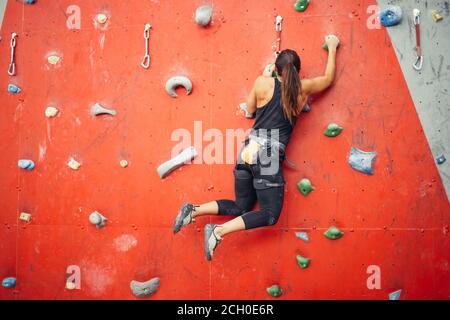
204, 224, 223, 261
173, 203, 195, 234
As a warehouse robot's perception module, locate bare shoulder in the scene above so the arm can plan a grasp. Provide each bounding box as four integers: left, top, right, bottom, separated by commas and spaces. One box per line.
254, 76, 275, 92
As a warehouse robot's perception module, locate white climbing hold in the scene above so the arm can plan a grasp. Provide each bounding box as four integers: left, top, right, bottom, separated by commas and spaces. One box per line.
130, 277, 160, 298
68, 158, 81, 170
89, 211, 107, 228
195, 5, 213, 27
157, 146, 198, 179
239, 102, 255, 119
96, 13, 108, 24
19, 212, 32, 222
165, 76, 193, 98
45, 106, 59, 118
120, 160, 129, 168
47, 55, 61, 65
90, 103, 117, 117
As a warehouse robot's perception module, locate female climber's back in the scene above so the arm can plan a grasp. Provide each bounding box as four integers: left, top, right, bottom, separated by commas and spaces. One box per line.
253, 77, 297, 147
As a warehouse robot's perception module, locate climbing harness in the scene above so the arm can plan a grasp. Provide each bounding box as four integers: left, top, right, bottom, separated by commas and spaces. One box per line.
413, 9, 423, 71
8, 33, 17, 76
273, 16, 283, 57
141, 24, 151, 69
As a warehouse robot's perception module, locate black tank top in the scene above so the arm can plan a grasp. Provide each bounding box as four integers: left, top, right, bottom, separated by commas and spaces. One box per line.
253, 78, 297, 146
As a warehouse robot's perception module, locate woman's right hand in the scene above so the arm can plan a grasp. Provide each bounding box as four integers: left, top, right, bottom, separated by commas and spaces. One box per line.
325, 34, 340, 50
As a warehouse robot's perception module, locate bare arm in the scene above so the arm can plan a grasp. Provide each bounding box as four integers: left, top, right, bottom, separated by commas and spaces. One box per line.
302, 35, 339, 95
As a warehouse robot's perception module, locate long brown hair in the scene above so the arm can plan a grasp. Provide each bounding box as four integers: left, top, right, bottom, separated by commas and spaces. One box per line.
275, 49, 302, 124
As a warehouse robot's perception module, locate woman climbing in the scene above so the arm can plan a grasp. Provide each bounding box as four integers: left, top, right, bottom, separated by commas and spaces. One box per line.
173, 35, 340, 261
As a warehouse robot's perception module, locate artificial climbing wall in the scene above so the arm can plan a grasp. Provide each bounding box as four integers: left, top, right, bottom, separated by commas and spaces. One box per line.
0, 0, 449, 300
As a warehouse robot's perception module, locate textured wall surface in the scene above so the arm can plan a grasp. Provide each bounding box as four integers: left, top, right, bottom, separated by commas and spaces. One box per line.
0, 0, 449, 300
378, 0, 450, 201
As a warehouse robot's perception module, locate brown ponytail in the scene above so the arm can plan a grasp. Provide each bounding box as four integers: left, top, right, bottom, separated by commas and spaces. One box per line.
275, 49, 302, 124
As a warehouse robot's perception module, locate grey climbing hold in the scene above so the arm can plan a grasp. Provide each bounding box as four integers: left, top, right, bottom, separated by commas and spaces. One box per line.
18, 159, 35, 171
436, 155, 446, 165
195, 5, 213, 27
130, 277, 160, 298
389, 289, 402, 300
324, 123, 343, 137
89, 211, 107, 228
45, 106, 59, 118
157, 146, 198, 179
165, 76, 193, 98
8, 84, 21, 94
2, 277, 16, 288
324, 226, 344, 240
296, 255, 311, 269
90, 103, 117, 117
266, 285, 282, 298
295, 231, 310, 242
240, 103, 255, 119
302, 103, 311, 113
348, 147, 377, 175
297, 178, 315, 196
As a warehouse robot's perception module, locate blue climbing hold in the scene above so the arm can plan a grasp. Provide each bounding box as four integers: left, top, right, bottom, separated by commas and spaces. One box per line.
348, 147, 377, 175
389, 289, 402, 300
8, 84, 22, 94
18, 159, 35, 170
295, 232, 310, 242
302, 103, 311, 113
2, 277, 16, 288
436, 155, 446, 165
380, 6, 402, 27
25, 0, 36, 4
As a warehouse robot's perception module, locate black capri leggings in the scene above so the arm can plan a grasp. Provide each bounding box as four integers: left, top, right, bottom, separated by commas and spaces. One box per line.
216, 162, 285, 230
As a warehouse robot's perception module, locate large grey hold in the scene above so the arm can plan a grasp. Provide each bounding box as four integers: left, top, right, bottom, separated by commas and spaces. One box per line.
130, 277, 160, 298
165, 76, 193, 98
157, 146, 198, 179
195, 5, 213, 27
348, 147, 377, 175
89, 211, 107, 228
90, 103, 117, 116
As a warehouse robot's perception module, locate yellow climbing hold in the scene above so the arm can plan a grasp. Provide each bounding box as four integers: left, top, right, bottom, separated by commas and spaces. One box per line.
120, 160, 128, 168
47, 55, 60, 65
97, 13, 108, 24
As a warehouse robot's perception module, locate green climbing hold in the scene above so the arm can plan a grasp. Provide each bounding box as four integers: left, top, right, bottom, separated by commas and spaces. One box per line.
324, 123, 343, 137
294, 0, 310, 12
324, 226, 344, 240
266, 285, 283, 298
296, 255, 311, 269
297, 179, 315, 196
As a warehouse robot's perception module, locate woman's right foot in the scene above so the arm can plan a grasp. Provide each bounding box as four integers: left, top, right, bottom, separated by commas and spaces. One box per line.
173, 203, 195, 234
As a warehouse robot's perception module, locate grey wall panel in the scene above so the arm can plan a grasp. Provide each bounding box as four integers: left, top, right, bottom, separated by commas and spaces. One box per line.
0, 0, 7, 30
378, 0, 450, 201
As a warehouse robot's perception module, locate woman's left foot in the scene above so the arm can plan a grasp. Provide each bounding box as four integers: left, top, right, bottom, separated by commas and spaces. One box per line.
204, 224, 223, 261
173, 203, 195, 234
